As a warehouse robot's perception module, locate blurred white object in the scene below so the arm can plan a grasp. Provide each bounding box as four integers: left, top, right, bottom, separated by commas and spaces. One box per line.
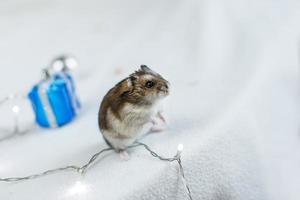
0, 95, 35, 135
47, 55, 79, 76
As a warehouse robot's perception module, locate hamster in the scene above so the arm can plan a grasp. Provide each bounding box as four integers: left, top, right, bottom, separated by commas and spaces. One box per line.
98, 65, 169, 159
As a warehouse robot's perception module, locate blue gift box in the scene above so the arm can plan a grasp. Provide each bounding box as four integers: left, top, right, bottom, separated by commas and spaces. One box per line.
28, 72, 80, 128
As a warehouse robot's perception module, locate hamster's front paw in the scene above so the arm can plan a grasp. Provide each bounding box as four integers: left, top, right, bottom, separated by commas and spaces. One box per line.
157, 111, 166, 123
151, 112, 166, 125
150, 111, 167, 133
150, 125, 166, 133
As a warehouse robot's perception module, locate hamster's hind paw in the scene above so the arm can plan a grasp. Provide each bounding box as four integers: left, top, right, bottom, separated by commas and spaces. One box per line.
119, 150, 130, 161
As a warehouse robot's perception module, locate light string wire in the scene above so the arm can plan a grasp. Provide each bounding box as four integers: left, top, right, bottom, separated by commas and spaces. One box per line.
135, 142, 193, 200
0, 142, 193, 200
0, 94, 27, 106
0, 95, 14, 106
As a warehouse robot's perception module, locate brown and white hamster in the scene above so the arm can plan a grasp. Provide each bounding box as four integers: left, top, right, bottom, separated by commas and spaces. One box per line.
98, 65, 169, 158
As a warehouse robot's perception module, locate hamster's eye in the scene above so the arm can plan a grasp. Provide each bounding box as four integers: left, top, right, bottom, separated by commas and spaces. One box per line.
145, 81, 155, 88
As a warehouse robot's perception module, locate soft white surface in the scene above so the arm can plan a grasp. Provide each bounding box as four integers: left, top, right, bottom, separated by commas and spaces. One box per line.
0, 0, 299, 199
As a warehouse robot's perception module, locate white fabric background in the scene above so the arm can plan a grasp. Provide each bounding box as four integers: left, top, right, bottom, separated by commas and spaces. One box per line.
0, 0, 299, 199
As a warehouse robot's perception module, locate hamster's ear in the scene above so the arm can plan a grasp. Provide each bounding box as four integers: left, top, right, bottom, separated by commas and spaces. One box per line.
120, 78, 134, 97
140, 65, 152, 72
140, 65, 159, 76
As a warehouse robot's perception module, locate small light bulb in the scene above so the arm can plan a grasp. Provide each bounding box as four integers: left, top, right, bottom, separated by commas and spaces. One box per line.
12, 105, 20, 114
52, 60, 64, 72
177, 144, 184, 152
77, 168, 84, 174
65, 57, 78, 70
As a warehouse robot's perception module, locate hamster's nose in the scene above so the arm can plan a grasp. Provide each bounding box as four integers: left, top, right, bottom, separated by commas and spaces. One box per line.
164, 82, 170, 92
158, 83, 169, 94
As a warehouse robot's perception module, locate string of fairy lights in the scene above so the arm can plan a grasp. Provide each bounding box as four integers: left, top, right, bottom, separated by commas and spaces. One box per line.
0, 140, 193, 199
0, 56, 194, 200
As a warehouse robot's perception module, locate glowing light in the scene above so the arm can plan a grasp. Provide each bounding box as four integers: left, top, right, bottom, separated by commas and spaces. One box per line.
52, 60, 64, 72
177, 144, 184, 152
66, 181, 88, 196
12, 105, 20, 114
65, 57, 78, 70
